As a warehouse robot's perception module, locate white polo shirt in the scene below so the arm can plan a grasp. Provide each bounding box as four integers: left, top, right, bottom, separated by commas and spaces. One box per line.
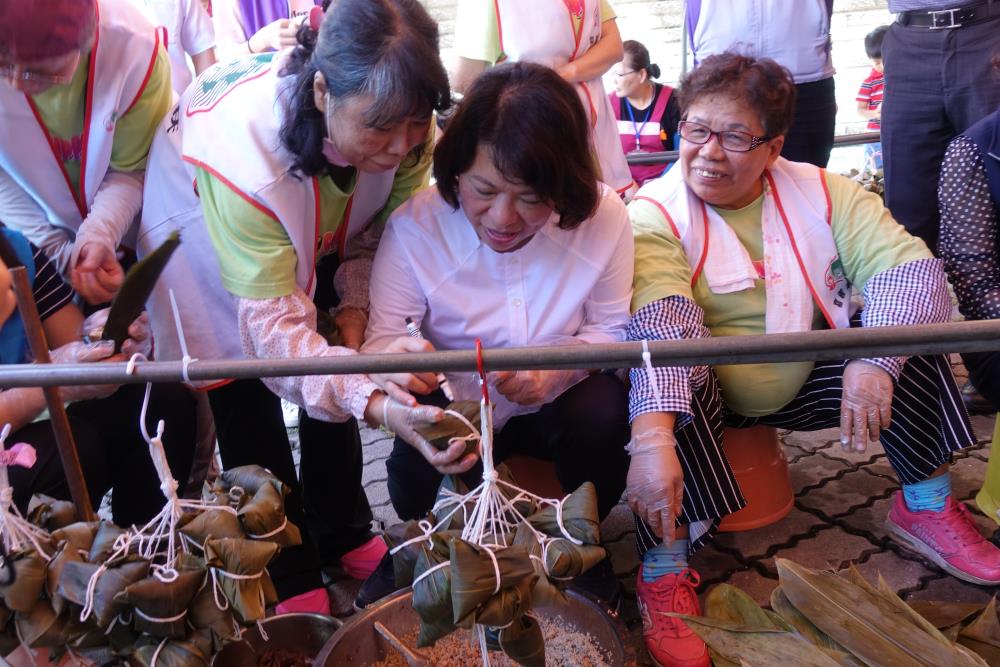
365, 183, 635, 427
131, 0, 215, 94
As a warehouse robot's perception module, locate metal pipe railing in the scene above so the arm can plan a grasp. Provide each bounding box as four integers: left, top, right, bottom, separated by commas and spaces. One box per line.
1, 320, 999, 388
626, 131, 882, 165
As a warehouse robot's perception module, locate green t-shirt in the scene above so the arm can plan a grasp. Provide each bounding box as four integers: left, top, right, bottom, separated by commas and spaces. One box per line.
629, 171, 932, 417
199, 129, 433, 299
30, 47, 173, 197
455, 0, 617, 64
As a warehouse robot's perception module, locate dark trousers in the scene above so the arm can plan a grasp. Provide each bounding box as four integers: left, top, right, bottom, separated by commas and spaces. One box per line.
781, 77, 836, 168
386, 373, 630, 523
207, 378, 323, 599
881, 19, 1000, 252
633, 353, 974, 558
963, 350, 1000, 411
10, 383, 196, 528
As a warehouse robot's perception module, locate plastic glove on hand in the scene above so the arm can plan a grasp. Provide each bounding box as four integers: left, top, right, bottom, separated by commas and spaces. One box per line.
49, 339, 123, 401
369, 336, 441, 405
626, 427, 684, 544
840, 360, 893, 453
81, 309, 152, 358
378, 395, 477, 475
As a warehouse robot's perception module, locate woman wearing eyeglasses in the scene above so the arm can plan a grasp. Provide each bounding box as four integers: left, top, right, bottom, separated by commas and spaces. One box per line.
609, 40, 680, 186
0, 0, 173, 305
625, 53, 994, 667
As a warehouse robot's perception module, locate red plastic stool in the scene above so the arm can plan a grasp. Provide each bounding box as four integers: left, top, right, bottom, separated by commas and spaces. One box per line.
717, 425, 794, 532
503, 455, 563, 499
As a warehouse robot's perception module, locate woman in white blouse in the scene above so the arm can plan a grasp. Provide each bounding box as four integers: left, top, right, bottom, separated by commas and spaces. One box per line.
361, 61, 633, 608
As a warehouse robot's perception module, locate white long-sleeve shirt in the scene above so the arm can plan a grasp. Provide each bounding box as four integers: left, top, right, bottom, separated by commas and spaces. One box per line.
130, 0, 216, 94
365, 183, 634, 427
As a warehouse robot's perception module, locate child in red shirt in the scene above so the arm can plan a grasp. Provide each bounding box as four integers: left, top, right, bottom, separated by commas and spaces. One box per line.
856, 25, 887, 170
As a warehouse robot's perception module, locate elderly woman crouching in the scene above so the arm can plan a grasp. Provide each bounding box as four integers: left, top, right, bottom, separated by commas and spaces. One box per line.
624, 53, 996, 667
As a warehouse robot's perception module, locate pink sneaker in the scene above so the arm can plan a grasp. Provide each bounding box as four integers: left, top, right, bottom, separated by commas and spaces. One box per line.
274, 587, 331, 616
635, 567, 710, 667
886, 491, 1000, 585
340, 535, 389, 580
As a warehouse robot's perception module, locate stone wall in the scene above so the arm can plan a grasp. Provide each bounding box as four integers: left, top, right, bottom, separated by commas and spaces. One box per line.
423, 0, 894, 135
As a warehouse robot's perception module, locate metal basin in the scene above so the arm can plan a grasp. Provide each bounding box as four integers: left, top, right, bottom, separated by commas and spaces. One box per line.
212, 612, 342, 666
315, 589, 626, 666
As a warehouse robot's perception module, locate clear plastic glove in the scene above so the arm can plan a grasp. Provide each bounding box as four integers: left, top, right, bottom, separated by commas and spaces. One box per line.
368, 336, 441, 406
70, 241, 124, 304
488, 369, 586, 406
625, 427, 684, 544
49, 339, 123, 401
840, 360, 893, 452
370, 393, 478, 475
80, 309, 153, 358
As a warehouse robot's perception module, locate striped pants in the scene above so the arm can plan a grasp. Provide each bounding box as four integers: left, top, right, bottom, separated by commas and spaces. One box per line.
634, 354, 975, 557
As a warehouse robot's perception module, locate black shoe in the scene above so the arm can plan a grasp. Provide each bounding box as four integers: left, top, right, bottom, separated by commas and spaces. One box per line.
962, 382, 996, 416
566, 556, 622, 616
353, 551, 400, 610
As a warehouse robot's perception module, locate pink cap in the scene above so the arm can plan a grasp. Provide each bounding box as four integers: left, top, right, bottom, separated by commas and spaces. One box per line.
0, 0, 97, 62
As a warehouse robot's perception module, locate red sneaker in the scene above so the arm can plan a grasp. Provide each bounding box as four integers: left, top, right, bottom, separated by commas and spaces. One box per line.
635, 566, 710, 667
886, 491, 1000, 585
274, 587, 331, 616
340, 535, 389, 580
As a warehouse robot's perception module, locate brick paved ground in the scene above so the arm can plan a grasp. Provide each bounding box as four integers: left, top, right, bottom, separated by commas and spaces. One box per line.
316, 404, 1000, 665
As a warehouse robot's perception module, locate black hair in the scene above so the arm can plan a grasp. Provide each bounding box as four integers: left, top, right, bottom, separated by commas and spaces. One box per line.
623, 40, 660, 79
433, 62, 599, 230
277, 0, 451, 177
865, 25, 889, 60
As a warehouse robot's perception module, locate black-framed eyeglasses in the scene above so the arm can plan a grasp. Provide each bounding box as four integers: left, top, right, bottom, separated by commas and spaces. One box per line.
613, 69, 638, 78
677, 120, 772, 152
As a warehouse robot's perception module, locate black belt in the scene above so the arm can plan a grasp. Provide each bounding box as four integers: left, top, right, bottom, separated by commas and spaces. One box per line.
897, 1, 999, 28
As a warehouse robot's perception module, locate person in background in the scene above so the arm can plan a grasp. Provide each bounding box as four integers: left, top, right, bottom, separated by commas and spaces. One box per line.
130, 0, 217, 95
0, 0, 172, 305
211, 0, 319, 61
881, 0, 1000, 253
0, 222, 196, 529
609, 39, 681, 186
138, 0, 453, 615
938, 53, 1000, 522
451, 0, 635, 199
627, 53, 999, 667
361, 61, 632, 611
855, 25, 887, 172
685, 0, 836, 168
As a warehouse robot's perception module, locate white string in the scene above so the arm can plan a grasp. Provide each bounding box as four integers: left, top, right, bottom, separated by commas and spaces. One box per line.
14, 618, 39, 667
168, 288, 198, 384
150, 637, 168, 667
257, 619, 270, 642
134, 607, 188, 624
641, 339, 660, 398
483, 546, 501, 595
246, 516, 287, 540
411, 559, 450, 588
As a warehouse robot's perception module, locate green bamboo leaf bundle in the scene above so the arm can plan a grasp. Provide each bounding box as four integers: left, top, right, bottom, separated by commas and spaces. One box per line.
775, 558, 981, 667
178, 508, 245, 550
525, 482, 601, 545
203, 538, 278, 624
102, 232, 180, 351
57, 559, 150, 627
414, 400, 481, 455
511, 524, 567, 609
0, 549, 50, 612
27, 494, 77, 531
412, 545, 455, 647
132, 628, 213, 667
671, 614, 843, 666
220, 465, 286, 497
87, 521, 126, 563
14, 599, 69, 648
449, 540, 535, 625
117, 569, 204, 638
499, 614, 546, 667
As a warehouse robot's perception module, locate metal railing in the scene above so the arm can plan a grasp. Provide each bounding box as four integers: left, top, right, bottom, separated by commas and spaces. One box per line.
1, 319, 998, 389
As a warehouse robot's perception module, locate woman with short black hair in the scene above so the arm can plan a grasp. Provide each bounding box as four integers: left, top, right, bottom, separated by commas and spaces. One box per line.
139, 0, 453, 614
361, 61, 633, 609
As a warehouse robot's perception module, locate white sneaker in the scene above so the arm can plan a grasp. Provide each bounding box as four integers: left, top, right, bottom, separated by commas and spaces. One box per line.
281, 399, 300, 429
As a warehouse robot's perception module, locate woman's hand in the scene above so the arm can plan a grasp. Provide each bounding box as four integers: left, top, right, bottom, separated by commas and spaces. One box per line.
626, 426, 684, 545
250, 17, 300, 53
366, 392, 478, 474
70, 242, 123, 304
489, 369, 582, 406
334, 306, 368, 351
840, 360, 893, 452
49, 339, 124, 401
80, 309, 153, 358
368, 336, 441, 405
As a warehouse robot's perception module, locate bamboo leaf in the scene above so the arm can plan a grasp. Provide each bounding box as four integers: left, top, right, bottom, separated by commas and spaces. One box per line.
960, 597, 1000, 650
872, 572, 958, 650
102, 232, 180, 351
671, 614, 842, 667
908, 601, 988, 630
770, 586, 859, 661
775, 558, 980, 667
705, 584, 789, 631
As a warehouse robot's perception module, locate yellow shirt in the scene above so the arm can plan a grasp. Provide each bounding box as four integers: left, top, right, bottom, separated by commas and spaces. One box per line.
30, 47, 173, 196
455, 0, 617, 64
199, 128, 433, 299
629, 171, 932, 417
